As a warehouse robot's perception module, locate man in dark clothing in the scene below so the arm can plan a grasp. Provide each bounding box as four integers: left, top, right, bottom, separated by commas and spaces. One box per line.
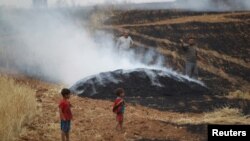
180, 36, 198, 79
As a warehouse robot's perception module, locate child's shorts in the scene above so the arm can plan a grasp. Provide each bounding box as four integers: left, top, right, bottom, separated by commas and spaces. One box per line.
116, 113, 123, 122
61, 120, 71, 133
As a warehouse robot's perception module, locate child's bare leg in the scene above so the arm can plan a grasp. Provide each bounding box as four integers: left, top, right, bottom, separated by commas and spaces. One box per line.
61, 131, 66, 141
119, 121, 123, 130
116, 123, 119, 130
116, 122, 121, 131
65, 132, 69, 141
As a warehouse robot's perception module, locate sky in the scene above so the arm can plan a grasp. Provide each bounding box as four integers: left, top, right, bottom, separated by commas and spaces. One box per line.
0, 0, 175, 7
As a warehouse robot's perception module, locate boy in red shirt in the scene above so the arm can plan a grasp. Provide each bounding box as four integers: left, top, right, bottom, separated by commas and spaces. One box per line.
59, 88, 72, 141
113, 88, 126, 131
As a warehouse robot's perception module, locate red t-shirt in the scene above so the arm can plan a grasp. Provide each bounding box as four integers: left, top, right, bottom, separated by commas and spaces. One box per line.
59, 99, 72, 120
113, 97, 124, 114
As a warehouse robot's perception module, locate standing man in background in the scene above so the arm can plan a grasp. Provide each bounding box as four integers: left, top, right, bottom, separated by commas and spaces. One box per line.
180, 35, 198, 79
116, 30, 134, 53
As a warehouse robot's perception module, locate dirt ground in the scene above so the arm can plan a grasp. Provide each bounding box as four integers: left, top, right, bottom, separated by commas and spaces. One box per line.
14, 76, 207, 141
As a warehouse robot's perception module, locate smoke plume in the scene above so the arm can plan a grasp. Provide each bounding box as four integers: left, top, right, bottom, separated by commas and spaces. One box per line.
0, 8, 171, 85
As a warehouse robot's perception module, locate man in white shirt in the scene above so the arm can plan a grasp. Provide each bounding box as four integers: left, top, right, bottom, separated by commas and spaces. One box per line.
116, 31, 133, 51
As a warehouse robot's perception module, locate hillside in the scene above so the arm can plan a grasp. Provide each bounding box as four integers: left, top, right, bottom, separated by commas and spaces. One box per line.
102, 10, 250, 93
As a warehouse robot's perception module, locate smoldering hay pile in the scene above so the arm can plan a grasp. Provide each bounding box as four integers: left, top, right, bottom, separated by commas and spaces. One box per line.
70, 68, 211, 110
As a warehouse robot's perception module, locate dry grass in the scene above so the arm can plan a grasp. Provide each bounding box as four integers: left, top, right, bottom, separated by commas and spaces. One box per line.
115, 12, 244, 27
226, 90, 250, 100
129, 104, 249, 125
89, 7, 115, 30
174, 107, 250, 125
0, 75, 36, 141
202, 107, 249, 124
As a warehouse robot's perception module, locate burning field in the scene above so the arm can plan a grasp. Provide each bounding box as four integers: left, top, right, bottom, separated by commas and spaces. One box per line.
102, 10, 250, 93
0, 2, 250, 141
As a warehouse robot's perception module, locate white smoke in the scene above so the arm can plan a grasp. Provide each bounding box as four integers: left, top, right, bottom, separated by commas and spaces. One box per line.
173, 0, 250, 11
0, 8, 170, 86
0, 0, 175, 8
1, 0, 249, 10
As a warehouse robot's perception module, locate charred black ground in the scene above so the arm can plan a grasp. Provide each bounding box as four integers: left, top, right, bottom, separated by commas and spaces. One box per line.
89, 9, 250, 113
102, 10, 250, 93
68, 9, 250, 114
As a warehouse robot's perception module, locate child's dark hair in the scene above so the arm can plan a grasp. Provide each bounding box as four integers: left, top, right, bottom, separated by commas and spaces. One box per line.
61, 88, 71, 97
115, 88, 124, 96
